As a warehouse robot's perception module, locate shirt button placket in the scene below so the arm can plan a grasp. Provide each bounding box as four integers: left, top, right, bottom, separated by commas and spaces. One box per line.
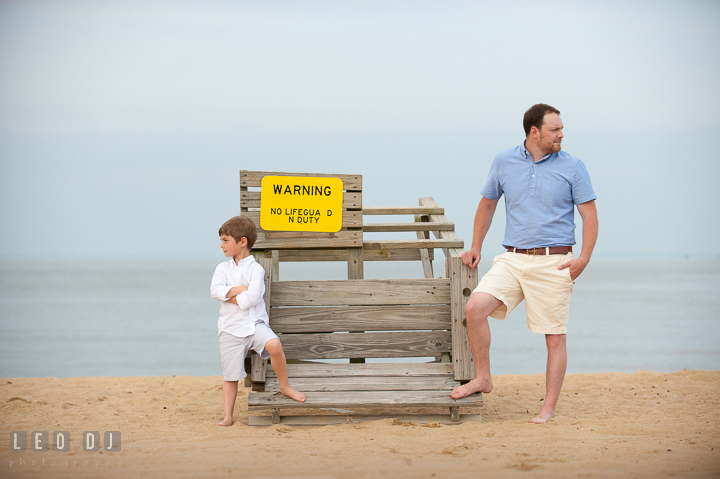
529, 164, 537, 196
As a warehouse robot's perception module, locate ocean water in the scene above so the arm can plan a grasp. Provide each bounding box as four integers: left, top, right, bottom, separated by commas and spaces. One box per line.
0, 257, 718, 378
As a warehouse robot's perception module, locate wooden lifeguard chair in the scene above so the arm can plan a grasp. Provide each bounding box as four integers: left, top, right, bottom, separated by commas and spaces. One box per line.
241, 171, 481, 425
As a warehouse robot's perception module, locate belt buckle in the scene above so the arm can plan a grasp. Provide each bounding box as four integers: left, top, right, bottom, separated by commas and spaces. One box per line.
529, 247, 537, 255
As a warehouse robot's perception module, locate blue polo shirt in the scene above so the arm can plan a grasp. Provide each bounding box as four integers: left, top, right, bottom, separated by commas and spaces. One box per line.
480, 142, 596, 249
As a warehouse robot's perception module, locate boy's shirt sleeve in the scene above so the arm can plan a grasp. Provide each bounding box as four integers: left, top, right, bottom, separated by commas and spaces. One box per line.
234, 263, 266, 310
210, 263, 233, 302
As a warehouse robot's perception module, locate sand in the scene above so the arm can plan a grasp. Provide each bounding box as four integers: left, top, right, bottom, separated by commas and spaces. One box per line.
1, 370, 718, 478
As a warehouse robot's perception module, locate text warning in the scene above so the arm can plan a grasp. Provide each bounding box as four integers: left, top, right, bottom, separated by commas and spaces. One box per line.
260, 176, 344, 232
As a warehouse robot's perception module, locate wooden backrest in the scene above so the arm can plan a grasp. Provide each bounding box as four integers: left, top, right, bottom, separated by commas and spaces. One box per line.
269, 278, 452, 360
240, 170, 363, 250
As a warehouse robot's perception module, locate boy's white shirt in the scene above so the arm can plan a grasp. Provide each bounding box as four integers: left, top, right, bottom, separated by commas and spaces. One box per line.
210, 255, 269, 338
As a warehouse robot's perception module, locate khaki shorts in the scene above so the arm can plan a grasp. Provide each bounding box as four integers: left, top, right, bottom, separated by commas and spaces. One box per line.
473, 251, 575, 334
218, 321, 279, 381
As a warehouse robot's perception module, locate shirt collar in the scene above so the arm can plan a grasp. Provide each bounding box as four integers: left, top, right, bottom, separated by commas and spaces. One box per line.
229, 255, 254, 267
521, 141, 552, 163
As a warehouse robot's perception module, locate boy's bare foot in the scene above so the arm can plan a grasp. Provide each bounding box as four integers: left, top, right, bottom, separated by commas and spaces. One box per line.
217, 418, 233, 427
528, 411, 554, 424
450, 377, 493, 399
280, 386, 306, 402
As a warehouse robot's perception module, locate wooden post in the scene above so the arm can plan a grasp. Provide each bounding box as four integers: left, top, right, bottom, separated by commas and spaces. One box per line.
271, 408, 280, 424
348, 186, 364, 363
415, 214, 434, 279
241, 178, 250, 387
271, 250, 280, 280
348, 248, 365, 364
250, 254, 273, 383
239, 170, 247, 212
348, 248, 364, 279
446, 256, 478, 381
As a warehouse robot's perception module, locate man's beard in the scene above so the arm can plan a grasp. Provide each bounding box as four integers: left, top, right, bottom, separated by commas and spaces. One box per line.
540, 139, 561, 156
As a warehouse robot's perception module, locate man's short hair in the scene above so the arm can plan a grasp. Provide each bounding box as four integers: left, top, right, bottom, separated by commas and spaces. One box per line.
523, 103, 561, 136
219, 215, 258, 249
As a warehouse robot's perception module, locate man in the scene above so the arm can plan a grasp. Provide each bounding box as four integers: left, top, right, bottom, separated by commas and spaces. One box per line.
450, 104, 599, 424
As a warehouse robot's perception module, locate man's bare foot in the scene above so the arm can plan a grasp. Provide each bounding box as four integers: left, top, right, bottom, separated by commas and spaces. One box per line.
450, 377, 493, 399
217, 417, 233, 427
280, 386, 306, 402
528, 411, 554, 424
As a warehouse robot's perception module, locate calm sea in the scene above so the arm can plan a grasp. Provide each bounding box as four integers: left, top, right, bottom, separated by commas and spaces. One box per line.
0, 257, 718, 378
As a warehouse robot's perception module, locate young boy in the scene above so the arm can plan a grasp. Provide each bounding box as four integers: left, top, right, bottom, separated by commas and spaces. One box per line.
211, 215, 305, 426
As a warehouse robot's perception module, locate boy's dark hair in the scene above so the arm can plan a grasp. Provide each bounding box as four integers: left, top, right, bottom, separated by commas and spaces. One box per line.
219, 215, 257, 249
523, 103, 561, 136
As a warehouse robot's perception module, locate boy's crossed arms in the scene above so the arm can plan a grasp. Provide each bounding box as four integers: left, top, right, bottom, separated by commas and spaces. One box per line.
225, 286, 247, 305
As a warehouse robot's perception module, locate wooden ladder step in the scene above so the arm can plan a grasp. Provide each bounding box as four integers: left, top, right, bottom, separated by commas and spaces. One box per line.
267, 362, 454, 378
263, 375, 460, 393
248, 390, 483, 410
249, 414, 482, 426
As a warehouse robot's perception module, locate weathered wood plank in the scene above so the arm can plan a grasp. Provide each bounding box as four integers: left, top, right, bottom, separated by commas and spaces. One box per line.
270, 279, 451, 306
362, 222, 454, 233
267, 362, 454, 378
261, 231, 359, 240
248, 390, 482, 410
240, 171, 362, 191
255, 231, 363, 249
447, 256, 478, 381
243, 210, 363, 229
240, 191, 362, 209
279, 331, 452, 360
420, 197, 464, 258
248, 414, 482, 426
365, 239, 463, 250
264, 376, 459, 392
267, 247, 434, 262
269, 304, 451, 333
362, 206, 444, 216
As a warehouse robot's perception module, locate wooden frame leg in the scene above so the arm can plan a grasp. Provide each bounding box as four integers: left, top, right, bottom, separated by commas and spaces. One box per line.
450, 407, 460, 423
244, 356, 252, 387
272, 408, 280, 424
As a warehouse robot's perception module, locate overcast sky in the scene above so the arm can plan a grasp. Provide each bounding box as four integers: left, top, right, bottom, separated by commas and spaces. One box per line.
1, 0, 719, 260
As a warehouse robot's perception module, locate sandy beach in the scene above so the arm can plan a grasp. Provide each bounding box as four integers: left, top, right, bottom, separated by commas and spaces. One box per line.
1, 370, 718, 478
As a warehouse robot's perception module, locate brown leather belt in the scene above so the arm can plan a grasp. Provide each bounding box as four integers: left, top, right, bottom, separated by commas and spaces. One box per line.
507, 246, 573, 255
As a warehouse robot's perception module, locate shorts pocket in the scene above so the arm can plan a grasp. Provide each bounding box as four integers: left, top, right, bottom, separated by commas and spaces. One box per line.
557, 253, 574, 282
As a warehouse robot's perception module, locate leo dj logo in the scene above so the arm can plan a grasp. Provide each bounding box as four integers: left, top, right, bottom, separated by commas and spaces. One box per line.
10, 431, 121, 452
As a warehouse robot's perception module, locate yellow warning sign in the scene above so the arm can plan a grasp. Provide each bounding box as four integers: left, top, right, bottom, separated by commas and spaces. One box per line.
260, 176, 343, 232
